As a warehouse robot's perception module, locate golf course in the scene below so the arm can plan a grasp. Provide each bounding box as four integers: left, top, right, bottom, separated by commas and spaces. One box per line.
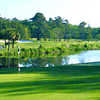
0, 64, 100, 100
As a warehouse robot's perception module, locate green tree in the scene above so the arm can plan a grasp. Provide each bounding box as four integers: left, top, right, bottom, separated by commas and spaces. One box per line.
86, 25, 93, 40
79, 21, 87, 39
30, 12, 48, 40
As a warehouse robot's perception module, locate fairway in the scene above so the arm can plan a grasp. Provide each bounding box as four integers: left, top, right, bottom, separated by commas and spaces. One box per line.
0, 0, 100, 100
0, 64, 100, 100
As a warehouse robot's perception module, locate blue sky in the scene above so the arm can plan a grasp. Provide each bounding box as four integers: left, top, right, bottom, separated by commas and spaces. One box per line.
0, 0, 100, 27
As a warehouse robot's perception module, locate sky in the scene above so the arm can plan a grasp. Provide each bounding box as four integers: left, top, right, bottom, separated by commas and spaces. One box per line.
0, 0, 100, 27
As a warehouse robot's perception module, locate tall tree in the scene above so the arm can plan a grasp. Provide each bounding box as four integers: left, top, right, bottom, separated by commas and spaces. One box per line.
79, 21, 87, 39
86, 25, 93, 40
30, 12, 48, 40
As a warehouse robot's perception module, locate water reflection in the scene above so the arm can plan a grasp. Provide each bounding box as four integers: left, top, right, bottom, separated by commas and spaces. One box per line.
0, 50, 100, 68
67, 50, 100, 64
19, 57, 60, 67
17, 40, 33, 43
16, 50, 100, 67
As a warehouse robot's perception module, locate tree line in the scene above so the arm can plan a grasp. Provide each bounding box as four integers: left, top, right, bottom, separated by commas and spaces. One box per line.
0, 12, 100, 43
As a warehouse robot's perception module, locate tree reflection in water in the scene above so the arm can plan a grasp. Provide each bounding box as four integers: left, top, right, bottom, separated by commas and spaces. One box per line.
0, 50, 100, 69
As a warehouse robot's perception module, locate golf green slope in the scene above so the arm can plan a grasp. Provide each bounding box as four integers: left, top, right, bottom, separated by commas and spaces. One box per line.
0, 64, 100, 100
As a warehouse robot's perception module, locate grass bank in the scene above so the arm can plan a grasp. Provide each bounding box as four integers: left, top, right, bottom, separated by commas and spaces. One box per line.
0, 64, 100, 100
1, 39, 100, 57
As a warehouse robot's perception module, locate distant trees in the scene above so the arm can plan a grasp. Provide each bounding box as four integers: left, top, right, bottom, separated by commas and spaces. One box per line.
48, 16, 69, 40
79, 21, 87, 39
0, 12, 100, 42
86, 25, 93, 40
30, 12, 49, 40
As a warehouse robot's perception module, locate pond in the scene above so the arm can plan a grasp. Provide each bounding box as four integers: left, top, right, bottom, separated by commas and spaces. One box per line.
0, 50, 100, 69
67, 50, 100, 64
17, 40, 33, 43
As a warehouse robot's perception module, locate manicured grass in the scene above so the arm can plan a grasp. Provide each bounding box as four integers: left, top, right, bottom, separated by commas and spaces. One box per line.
16, 40, 65, 49
0, 64, 100, 100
